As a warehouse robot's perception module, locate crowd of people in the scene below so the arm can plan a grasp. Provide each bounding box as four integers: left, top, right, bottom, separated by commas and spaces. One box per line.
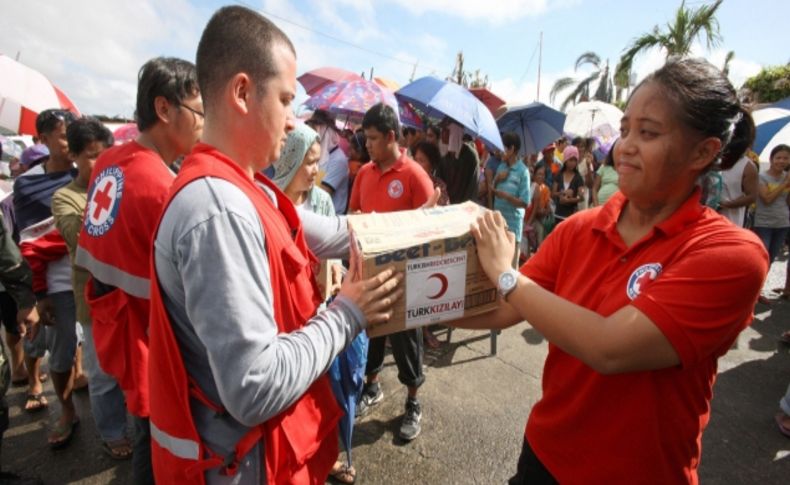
0, 4, 786, 484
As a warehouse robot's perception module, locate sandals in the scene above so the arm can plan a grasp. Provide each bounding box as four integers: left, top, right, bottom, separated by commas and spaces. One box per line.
329, 462, 356, 484
48, 417, 80, 449
102, 437, 133, 460
775, 413, 790, 438
24, 393, 48, 413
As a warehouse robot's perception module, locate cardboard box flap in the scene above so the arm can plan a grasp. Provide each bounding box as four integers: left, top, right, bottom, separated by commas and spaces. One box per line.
347, 201, 485, 254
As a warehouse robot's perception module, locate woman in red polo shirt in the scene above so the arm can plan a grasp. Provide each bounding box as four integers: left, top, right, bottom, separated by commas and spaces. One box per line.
453, 58, 769, 484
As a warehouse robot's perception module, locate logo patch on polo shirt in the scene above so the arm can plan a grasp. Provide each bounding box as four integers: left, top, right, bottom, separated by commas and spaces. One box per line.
626, 263, 662, 300
387, 179, 404, 199
85, 165, 125, 237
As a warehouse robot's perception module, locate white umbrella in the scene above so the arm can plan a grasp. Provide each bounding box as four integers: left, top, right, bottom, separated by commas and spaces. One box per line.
563, 100, 623, 138
0, 54, 80, 135
752, 98, 790, 163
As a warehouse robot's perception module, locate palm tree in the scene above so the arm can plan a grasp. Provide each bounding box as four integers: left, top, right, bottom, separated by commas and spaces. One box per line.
616, 0, 723, 83
721, 50, 735, 77
550, 52, 613, 111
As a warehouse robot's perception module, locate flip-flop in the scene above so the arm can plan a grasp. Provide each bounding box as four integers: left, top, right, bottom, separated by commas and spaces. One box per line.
102, 437, 133, 460
775, 413, 790, 438
329, 463, 356, 484
48, 417, 80, 449
24, 393, 48, 413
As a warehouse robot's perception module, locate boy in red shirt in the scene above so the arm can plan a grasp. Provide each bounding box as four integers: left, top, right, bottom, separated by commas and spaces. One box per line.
349, 103, 434, 441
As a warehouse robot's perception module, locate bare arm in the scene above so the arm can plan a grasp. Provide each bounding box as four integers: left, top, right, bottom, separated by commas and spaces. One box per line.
757, 173, 790, 204
720, 162, 757, 209
460, 211, 680, 375
591, 174, 602, 207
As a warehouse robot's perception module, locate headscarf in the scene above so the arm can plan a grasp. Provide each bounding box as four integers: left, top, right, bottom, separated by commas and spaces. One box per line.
272, 122, 320, 191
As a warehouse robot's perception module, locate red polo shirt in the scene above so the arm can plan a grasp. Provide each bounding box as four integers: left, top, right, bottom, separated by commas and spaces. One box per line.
521, 189, 768, 484
348, 148, 434, 213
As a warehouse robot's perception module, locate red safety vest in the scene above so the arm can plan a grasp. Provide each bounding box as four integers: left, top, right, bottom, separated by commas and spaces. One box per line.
76, 141, 175, 417
148, 144, 341, 484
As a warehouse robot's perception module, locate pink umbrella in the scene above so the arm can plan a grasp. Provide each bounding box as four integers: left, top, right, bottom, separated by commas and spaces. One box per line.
304, 79, 398, 120
298, 67, 364, 96
112, 123, 140, 145
0, 55, 80, 135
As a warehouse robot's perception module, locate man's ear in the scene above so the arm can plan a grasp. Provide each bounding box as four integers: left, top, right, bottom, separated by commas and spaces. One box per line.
153, 96, 174, 125
228, 73, 253, 115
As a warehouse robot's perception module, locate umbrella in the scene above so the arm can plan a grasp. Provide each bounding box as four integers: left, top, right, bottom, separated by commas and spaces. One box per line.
112, 123, 140, 145
563, 100, 623, 139
304, 79, 398, 121
297, 67, 364, 96
0, 55, 80, 135
328, 332, 369, 465
470, 87, 506, 116
0, 135, 23, 161
396, 76, 503, 150
753, 97, 790, 162
373, 77, 401, 91
496, 102, 565, 156
399, 102, 424, 130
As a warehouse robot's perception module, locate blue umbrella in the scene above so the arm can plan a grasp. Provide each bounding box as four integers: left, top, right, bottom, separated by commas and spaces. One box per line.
396, 76, 503, 151
753, 96, 790, 162
496, 102, 565, 157
328, 331, 369, 466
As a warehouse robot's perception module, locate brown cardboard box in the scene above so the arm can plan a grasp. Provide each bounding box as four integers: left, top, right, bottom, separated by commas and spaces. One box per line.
348, 201, 498, 338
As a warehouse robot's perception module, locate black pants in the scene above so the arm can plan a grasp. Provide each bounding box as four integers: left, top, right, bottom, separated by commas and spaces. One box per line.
366, 328, 424, 389
509, 438, 558, 485
133, 416, 155, 485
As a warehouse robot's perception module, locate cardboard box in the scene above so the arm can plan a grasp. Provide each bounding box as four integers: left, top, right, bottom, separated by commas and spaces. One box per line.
348, 201, 498, 338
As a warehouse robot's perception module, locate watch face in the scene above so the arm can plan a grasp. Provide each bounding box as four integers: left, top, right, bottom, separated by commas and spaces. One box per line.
499, 271, 516, 290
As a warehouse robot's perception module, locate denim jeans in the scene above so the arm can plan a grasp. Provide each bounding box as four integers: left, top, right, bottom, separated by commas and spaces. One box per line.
753, 226, 790, 264
81, 322, 128, 443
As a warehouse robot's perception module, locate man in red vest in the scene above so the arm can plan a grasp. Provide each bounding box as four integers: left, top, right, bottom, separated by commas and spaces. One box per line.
76, 57, 203, 485
147, 6, 405, 484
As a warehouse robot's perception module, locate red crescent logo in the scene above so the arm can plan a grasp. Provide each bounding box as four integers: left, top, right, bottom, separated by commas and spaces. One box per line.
427, 273, 449, 299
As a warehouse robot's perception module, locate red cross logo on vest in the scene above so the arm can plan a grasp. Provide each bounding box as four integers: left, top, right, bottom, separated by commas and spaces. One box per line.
92, 180, 114, 220
85, 165, 125, 237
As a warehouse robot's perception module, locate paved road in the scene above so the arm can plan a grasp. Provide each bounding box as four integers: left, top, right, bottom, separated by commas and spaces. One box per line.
2, 259, 789, 484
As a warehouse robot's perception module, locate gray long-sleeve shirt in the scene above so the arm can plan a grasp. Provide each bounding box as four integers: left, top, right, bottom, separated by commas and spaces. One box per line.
154, 177, 357, 483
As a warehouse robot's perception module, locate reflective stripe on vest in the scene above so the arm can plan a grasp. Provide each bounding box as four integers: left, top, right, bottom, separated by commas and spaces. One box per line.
75, 246, 150, 299
150, 420, 200, 460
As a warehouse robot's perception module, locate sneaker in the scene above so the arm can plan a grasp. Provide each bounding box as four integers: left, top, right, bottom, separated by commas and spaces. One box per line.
356, 382, 383, 418
399, 398, 422, 441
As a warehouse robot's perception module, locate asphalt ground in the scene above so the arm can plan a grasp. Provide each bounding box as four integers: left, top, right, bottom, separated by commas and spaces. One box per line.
1, 255, 789, 484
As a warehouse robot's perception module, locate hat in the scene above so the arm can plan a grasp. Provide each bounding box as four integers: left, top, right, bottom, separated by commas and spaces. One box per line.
562, 145, 579, 161
20, 144, 50, 167
541, 143, 555, 154
305, 109, 336, 128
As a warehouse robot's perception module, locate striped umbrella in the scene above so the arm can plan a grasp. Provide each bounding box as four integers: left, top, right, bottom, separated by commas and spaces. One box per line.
0, 55, 80, 135
753, 97, 790, 162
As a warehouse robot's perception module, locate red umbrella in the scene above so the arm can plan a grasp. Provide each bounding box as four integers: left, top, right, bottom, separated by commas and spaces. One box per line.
297, 67, 364, 96
112, 123, 140, 145
0, 55, 80, 135
470, 87, 506, 116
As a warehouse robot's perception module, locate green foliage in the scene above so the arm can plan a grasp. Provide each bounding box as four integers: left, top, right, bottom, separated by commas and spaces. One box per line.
550, 52, 612, 111
618, 0, 723, 82
743, 65, 790, 103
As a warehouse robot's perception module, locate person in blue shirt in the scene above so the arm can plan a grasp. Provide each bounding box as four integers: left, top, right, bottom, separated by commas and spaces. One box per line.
493, 132, 532, 267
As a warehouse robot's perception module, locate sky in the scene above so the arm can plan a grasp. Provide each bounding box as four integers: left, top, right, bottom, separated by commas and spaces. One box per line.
1, 0, 787, 118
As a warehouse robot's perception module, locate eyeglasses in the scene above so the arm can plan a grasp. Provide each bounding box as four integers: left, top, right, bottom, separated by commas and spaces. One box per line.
179, 104, 204, 119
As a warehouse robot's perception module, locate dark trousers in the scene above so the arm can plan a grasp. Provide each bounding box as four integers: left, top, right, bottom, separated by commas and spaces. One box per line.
509, 438, 558, 485
133, 416, 154, 485
366, 328, 424, 389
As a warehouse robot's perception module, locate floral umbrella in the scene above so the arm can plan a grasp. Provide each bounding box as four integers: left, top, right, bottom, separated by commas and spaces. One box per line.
304, 79, 398, 121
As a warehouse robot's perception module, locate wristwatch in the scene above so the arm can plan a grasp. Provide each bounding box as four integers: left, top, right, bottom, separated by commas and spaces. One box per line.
497, 268, 520, 301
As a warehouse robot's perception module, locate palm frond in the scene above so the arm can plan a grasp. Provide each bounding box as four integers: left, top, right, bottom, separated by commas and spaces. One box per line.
575, 52, 601, 71
550, 77, 577, 104
618, 27, 663, 81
